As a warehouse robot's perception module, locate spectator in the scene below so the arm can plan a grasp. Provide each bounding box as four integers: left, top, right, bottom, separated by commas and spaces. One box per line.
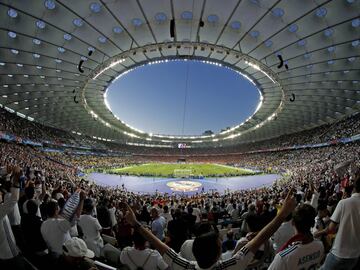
20, 199, 47, 254
54, 237, 98, 270
179, 222, 217, 261
138, 205, 151, 224
124, 191, 296, 270
120, 231, 168, 270
96, 198, 113, 237
150, 208, 166, 241
167, 209, 188, 252
160, 205, 172, 224
41, 191, 85, 256
184, 206, 196, 237
222, 229, 237, 253
268, 204, 324, 270
222, 238, 236, 260
316, 171, 360, 270
0, 166, 28, 269
78, 198, 104, 257
271, 213, 294, 252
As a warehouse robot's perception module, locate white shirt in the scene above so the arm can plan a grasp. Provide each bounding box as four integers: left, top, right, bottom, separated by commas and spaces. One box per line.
4, 192, 21, 226
330, 193, 360, 258
231, 208, 239, 220
79, 214, 104, 257
120, 247, 168, 270
271, 221, 295, 252
151, 216, 166, 240
268, 240, 324, 270
161, 212, 173, 224
221, 250, 234, 260
40, 217, 71, 255
310, 191, 319, 210
180, 239, 195, 261
109, 207, 117, 227
226, 204, 234, 213
192, 208, 201, 223
163, 246, 253, 270
0, 188, 20, 259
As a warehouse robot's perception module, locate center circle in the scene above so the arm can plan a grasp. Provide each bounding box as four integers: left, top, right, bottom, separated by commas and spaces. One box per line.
105, 60, 261, 136
166, 181, 202, 192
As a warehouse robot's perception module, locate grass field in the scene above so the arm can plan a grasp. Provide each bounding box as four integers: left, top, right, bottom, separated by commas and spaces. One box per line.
107, 163, 257, 178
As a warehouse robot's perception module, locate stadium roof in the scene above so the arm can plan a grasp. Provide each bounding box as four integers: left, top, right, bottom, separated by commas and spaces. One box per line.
0, 0, 359, 148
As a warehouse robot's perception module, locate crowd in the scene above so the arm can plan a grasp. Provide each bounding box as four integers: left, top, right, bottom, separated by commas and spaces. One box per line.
1, 106, 360, 269
1, 106, 360, 157
1, 136, 360, 270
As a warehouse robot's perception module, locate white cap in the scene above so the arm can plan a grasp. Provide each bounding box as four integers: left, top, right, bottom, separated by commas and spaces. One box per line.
55, 192, 64, 200
63, 237, 94, 258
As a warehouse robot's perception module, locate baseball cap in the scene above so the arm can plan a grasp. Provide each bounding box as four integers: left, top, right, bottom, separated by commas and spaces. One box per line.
63, 237, 95, 258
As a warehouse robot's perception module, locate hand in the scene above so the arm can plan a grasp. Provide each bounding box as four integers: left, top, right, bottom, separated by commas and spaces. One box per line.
313, 231, 321, 238
278, 189, 296, 218
124, 202, 138, 227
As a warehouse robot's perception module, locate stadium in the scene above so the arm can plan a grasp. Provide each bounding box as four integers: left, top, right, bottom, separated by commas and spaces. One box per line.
0, 0, 359, 270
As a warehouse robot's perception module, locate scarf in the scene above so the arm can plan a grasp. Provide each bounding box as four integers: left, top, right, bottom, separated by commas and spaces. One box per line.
278, 233, 313, 253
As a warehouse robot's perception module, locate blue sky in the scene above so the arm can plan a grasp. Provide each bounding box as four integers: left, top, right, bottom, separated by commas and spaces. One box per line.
105, 60, 260, 136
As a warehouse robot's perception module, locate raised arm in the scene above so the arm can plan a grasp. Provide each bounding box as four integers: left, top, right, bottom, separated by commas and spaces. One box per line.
0, 165, 21, 219
242, 190, 296, 255
74, 190, 86, 219
125, 203, 170, 255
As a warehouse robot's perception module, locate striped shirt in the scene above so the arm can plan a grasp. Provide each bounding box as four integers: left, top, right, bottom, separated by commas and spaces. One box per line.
268, 240, 324, 270
163, 246, 253, 270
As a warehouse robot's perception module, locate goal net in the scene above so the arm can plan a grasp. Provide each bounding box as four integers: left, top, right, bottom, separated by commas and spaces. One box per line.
173, 169, 192, 178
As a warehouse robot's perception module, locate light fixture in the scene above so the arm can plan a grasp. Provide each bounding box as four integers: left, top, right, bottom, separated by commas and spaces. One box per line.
230, 21, 241, 30
90, 2, 101, 13
288, 24, 298, 33
272, 8, 284, 17
33, 38, 41, 45
98, 36, 107, 43
316, 7, 327, 18
8, 31, 17, 38
73, 18, 84, 27
132, 18, 143, 26
181, 11, 193, 20
64, 33, 72, 41
250, 30, 260, 38
324, 28, 334, 37
113, 26, 123, 34
207, 14, 219, 23
155, 12, 167, 22
327, 46, 335, 53
352, 18, 360, 28
36, 20, 46, 29
7, 8, 18, 18
44, 0, 56, 10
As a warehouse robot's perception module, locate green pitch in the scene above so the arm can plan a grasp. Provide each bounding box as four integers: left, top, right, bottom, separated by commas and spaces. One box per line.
107, 163, 257, 178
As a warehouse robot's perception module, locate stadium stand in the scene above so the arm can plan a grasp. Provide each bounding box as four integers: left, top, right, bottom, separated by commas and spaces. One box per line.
1, 1, 360, 269
1, 104, 360, 269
